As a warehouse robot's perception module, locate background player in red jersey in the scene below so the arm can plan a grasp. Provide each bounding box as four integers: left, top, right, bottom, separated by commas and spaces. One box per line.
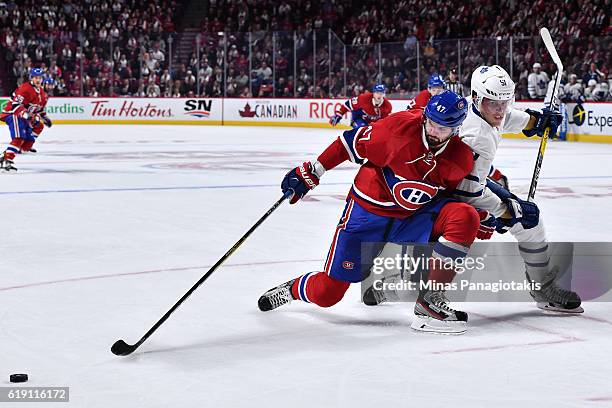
259, 91, 490, 334
329, 83, 392, 128
406, 73, 446, 110
20, 76, 56, 154
0, 68, 52, 171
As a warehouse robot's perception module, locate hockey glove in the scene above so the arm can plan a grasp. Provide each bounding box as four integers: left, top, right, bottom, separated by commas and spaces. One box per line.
486, 179, 540, 231
281, 161, 321, 204
41, 114, 52, 128
523, 108, 562, 138
499, 197, 540, 230
30, 114, 42, 127
329, 114, 342, 126
19, 110, 30, 121
477, 210, 497, 240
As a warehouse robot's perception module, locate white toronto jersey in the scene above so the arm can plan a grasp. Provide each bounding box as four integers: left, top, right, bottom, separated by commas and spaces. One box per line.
527, 71, 550, 99
564, 82, 583, 101
455, 104, 551, 283
455, 105, 530, 217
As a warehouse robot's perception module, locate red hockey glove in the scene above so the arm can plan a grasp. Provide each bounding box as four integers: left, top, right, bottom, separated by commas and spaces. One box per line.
477, 210, 497, 240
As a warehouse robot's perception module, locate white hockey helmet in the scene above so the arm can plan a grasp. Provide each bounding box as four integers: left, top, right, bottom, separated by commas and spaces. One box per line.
470, 65, 515, 111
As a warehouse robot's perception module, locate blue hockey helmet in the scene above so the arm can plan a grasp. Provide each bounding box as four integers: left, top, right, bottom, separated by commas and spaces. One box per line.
427, 73, 446, 89
29, 67, 45, 79
424, 90, 468, 129
43, 76, 56, 86
372, 83, 386, 93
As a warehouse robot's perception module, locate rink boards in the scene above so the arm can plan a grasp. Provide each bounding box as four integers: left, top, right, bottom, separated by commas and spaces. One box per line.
1, 96, 611, 143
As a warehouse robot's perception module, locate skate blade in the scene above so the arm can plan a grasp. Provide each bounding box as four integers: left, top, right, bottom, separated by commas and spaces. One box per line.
536, 302, 584, 314
410, 315, 467, 335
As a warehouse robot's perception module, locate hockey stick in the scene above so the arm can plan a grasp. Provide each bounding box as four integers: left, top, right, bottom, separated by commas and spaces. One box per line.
111, 191, 291, 356
527, 27, 563, 202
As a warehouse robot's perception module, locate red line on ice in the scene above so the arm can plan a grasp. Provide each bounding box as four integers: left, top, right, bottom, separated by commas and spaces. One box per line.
579, 314, 612, 326
585, 396, 612, 402
430, 338, 581, 355
429, 311, 584, 354
0, 259, 324, 292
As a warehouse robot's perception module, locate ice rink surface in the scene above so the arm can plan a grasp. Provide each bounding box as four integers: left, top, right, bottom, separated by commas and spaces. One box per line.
2, 124, 612, 407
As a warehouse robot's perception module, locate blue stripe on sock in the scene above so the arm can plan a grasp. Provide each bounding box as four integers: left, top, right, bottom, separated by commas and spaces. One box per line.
525, 260, 550, 267
518, 245, 548, 254
433, 242, 467, 260
299, 272, 312, 303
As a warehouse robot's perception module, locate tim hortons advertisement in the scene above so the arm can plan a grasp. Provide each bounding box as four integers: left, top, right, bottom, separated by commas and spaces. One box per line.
0, 97, 223, 124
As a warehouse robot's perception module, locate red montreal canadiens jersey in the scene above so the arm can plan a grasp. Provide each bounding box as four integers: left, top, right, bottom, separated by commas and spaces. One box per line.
405, 89, 431, 110
336, 91, 392, 124
0, 82, 48, 122
318, 109, 474, 219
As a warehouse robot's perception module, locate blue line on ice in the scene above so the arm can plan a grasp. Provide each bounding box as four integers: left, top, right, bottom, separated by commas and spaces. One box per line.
1, 175, 611, 196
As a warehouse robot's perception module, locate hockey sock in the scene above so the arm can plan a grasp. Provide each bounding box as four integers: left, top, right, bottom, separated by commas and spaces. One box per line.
4, 138, 24, 160
21, 139, 35, 152
518, 242, 550, 283
291, 272, 351, 307
426, 202, 480, 286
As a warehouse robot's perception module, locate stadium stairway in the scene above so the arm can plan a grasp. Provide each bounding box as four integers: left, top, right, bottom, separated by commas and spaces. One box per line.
172, 0, 208, 72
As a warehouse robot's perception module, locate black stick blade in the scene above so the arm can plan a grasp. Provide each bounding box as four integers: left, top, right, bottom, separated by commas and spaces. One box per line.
111, 339, 136, 356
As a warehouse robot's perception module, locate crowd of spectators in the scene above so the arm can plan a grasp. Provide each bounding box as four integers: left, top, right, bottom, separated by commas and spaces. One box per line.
0, 0, 182, 97
197, 0, 610, 100
202, 0, 609, 44
0, 0, 610, 100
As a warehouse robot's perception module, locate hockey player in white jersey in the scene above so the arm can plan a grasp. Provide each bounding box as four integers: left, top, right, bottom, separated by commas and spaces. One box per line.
527, 62, 550, 100
364, 65, 583, 317
454, 65, 582, 313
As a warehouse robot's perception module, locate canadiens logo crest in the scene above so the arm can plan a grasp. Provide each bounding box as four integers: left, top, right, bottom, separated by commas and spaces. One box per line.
342, 261, 354, 270
391, 181, 439, 211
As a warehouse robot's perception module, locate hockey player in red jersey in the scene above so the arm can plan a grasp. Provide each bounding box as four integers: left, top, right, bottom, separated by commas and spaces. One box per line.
259, 91, 489, 334
329, 84, 392, 128
406, 74, 446, 110
0, 68, 52, 171
21, 75, 55, 154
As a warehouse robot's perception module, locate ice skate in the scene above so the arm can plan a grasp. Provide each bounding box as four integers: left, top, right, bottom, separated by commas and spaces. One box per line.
258, 279, 296, 312
0, 157, 17, 171
411, 290, 468, 334
362, 273, 403, 306
528, 269, 583, 313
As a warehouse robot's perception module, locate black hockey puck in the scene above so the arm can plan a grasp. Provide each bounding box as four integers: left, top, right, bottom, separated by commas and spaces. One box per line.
10, 374, 28, 383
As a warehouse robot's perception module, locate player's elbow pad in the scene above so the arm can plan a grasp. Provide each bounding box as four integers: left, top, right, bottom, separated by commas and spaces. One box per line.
340, 128, 366, 165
